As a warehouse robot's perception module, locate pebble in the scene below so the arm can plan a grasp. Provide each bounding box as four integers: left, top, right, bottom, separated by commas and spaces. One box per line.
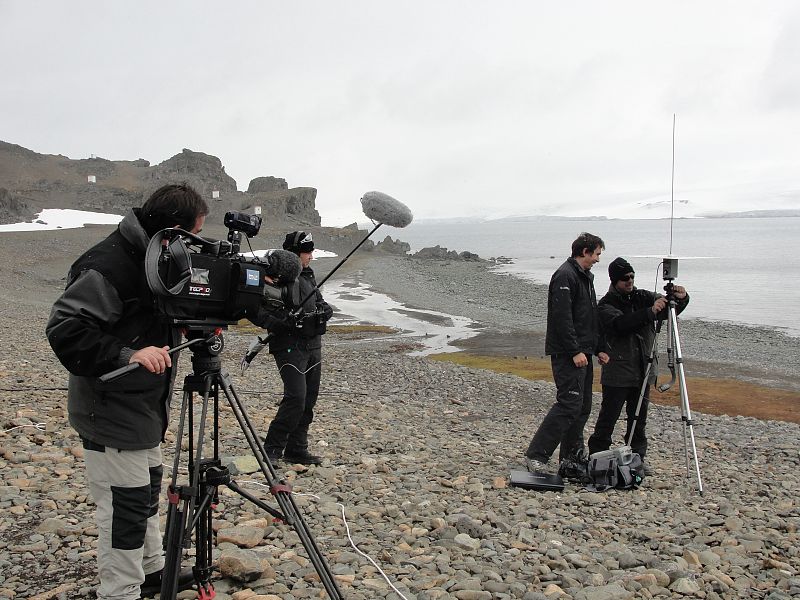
1, 254, 798, 599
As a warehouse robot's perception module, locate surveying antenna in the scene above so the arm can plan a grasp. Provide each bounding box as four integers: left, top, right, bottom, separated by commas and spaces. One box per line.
630, 114, 704, 494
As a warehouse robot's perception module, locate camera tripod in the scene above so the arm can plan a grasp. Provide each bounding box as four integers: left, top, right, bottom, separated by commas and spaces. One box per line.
158, 323, 344, 599
628, 282, 704, 494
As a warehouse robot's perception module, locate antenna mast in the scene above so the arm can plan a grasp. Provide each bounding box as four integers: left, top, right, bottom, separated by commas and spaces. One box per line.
669, 113, 676, 255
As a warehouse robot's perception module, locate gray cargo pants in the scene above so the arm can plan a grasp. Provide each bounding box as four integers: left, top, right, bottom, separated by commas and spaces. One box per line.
83, 439, 164, 600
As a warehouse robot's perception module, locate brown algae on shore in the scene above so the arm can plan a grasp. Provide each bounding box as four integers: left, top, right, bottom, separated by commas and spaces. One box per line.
429, 352, 800, 425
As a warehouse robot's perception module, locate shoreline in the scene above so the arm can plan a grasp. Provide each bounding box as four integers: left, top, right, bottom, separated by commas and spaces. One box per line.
321, 254, 800, 394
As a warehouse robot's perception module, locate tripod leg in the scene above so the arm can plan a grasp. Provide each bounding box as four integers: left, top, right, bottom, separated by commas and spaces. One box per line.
217, 372, 345, 600
626, 331, 658, 448
667, 304, 704, 494
161, 387, 193, 600
160, 487, 187, 600
160, 374, 219, 600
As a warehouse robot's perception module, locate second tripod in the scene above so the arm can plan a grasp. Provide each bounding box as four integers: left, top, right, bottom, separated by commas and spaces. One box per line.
628, 280, 703, 494
160, 323, 344, 599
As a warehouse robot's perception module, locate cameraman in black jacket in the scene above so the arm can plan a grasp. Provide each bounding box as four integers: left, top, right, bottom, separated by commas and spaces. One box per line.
588, 257, 689, 473
46, 184, 207, 599
261, 231, 333, 465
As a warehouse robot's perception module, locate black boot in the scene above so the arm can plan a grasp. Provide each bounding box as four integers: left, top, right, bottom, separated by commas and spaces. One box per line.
140, 567, 195, 597
283, 448, 322, 465
263, 444, 283, 465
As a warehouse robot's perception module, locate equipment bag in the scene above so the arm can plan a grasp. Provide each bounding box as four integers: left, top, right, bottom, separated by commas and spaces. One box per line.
586, 446, 645, 491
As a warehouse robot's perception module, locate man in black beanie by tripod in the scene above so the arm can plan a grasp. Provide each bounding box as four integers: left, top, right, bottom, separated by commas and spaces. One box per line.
588, 257, 689, 474
262, 231, 333, 465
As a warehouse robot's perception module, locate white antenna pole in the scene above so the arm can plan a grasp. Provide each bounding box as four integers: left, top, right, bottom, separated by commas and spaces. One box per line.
670, 113, 676, 255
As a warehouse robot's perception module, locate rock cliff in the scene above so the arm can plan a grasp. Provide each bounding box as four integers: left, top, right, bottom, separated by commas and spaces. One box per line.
0, 142, 321, 226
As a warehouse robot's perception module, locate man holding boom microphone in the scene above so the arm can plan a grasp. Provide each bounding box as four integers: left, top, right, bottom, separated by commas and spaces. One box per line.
525, 233, 609, 475
45, 184, 207, 599
258, 231, 333, 465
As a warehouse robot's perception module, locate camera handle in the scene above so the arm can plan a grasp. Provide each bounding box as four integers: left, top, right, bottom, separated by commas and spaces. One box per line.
99, 333, 218, 383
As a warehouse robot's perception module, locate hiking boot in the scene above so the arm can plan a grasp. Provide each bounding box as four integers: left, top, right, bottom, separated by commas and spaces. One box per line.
283, 449, 323, 465
140, 567, 195, 597
525, 456, 552, 474
642, 461, 654, 476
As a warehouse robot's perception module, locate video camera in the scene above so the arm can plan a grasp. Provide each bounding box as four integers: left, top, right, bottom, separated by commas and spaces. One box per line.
144, 211, 300, 323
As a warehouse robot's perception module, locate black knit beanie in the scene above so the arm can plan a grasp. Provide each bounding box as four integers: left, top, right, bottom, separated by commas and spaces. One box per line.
282, 231, 314, 255
608, 257, 634, 283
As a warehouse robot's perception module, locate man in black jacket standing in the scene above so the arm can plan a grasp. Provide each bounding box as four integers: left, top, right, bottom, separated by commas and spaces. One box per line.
46, 184, 207, 599
262, 231, 333, 465
588, 257, 689, 471
526, 233, 609, 473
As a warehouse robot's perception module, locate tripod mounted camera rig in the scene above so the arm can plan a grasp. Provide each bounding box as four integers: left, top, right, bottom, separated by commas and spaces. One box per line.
103, 320, 344, 599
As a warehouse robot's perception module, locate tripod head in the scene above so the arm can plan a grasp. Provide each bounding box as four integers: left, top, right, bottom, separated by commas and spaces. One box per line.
174, 320, 230, 374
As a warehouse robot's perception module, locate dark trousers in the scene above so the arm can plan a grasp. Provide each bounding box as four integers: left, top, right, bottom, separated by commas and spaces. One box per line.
264, 347, 322, 453
526, 354, 594, 464
588, 385, 650, 458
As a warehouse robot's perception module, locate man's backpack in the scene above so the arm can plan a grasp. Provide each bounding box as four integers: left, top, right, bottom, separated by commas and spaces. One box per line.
586, 446, 645, 491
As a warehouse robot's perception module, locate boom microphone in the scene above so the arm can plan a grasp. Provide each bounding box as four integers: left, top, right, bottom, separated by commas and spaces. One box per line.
263, 249, 301, 283
241, 191, 413, 372
360, 191, 413, 228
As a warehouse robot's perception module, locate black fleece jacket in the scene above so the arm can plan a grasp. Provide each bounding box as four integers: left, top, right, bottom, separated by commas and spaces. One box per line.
545, 257, 602, 357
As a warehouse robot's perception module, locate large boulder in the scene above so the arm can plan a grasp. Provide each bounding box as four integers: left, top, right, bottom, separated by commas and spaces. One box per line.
0, 187, 37, 224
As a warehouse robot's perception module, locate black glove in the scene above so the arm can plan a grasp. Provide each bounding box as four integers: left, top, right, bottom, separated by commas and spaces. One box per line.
283, 311, 300, 330
316, 301, 333, 322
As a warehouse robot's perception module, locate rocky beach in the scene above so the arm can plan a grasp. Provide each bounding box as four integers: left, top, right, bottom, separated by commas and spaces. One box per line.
1, 225, 799, 600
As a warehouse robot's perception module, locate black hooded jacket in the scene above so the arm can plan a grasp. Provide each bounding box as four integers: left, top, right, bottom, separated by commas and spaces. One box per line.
598, 284, 689, 387
256, 265, 333, 353
46, 209, 179, 450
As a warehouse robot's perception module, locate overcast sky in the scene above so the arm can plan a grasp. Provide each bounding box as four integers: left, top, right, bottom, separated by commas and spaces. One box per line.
2, 1, 799, 225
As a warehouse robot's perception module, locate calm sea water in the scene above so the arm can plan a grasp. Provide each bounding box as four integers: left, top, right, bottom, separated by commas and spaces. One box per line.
393, 217, 800, 337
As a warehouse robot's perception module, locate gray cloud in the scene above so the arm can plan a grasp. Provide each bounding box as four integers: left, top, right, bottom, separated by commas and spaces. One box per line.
1, 1, 799, 224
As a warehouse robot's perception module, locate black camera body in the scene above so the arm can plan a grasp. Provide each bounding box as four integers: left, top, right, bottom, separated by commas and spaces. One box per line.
154, 248, 269, 322
145, 211, 299, 324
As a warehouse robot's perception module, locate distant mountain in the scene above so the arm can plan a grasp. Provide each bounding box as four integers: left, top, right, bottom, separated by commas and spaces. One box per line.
487, 214, 610, 222
697, 209, 800, 218
0, 141, 320, 226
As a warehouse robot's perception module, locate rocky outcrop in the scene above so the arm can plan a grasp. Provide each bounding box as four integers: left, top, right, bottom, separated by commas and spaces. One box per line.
247, 176, 288, 194
0, 141, 320, 226
0, 187, 36, 224
152, 149, 237, 195
244, 186, 320, 227
374, 235, 411, 255
413, 245, 483, 261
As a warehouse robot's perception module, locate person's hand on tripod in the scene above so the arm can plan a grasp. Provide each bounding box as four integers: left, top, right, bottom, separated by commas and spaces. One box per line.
130, 345, 172, 375
652, 297, 668, 315
672, 285, 687, 299
598, 351, 610, 365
